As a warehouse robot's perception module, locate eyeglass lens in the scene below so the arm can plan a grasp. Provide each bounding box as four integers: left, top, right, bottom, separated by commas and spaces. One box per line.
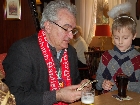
71, 29, 78, 35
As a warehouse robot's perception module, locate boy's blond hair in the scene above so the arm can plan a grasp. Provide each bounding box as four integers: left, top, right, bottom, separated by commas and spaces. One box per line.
112, 14, 137, 36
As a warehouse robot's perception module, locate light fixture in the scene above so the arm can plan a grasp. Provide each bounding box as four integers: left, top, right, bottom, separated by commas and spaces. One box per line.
36, 0, 42, 5
95, 24, 111, 36
95, 24, 111, 50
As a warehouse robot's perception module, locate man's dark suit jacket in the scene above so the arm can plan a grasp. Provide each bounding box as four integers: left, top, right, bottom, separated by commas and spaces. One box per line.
3, 34, 81, 105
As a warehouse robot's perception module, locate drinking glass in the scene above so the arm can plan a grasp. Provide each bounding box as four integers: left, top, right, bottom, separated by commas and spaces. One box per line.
116, 73, 128, 98
81, 89, 95, 105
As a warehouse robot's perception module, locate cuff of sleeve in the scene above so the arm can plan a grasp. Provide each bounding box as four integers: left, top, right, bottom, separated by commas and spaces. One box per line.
43, 90, 57, 105
127, 82, 140, 93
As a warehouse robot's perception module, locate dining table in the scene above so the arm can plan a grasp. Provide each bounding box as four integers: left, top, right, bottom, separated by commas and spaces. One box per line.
69, 90, 140, 105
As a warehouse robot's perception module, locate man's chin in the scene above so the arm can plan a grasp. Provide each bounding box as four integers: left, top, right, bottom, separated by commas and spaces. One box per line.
61, 45, 68, 49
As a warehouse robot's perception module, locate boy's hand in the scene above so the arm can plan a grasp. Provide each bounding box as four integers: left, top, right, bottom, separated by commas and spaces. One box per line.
102, 79, 114, 91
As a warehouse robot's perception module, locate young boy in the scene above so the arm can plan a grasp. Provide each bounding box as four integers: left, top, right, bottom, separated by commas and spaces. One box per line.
96, 14, 140, 94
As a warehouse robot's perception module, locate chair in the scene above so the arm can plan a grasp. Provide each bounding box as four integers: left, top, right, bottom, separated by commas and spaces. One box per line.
78, 67, 89, 80
0, 53, 7, 78
84, 51, 104, 80
0, 53, 16, 104
88, 46, 101, 51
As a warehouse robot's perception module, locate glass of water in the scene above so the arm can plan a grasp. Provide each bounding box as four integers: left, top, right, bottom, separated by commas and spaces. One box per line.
81, 89, 95, 105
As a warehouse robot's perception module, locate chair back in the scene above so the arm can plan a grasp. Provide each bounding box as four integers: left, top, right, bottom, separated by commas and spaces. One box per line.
0, 53, 16, 104
84, 51, 104, 79
88, 46, 101, 51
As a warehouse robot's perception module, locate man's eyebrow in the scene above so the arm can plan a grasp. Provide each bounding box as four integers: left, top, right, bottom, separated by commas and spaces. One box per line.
63, 24, 73, 28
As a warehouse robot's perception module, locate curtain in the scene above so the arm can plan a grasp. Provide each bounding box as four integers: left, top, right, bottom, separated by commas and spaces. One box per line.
75, 0, 97, 45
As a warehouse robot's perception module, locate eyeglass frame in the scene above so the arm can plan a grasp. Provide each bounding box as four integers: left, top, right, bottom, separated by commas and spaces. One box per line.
50, 21, 78, 35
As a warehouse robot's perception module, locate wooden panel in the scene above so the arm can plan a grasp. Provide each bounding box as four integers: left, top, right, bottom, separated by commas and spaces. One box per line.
0, 0, 36, 53
136, 0, 140, 20
70, 0, 75, 4
132, 38, 140, 46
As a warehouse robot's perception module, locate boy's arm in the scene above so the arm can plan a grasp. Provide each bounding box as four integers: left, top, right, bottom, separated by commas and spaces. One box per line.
127, 72, 140, 93
96, 57, 104, 90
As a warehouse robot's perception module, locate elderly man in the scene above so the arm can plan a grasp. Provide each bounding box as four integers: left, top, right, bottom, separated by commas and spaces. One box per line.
3, 0, 91, 105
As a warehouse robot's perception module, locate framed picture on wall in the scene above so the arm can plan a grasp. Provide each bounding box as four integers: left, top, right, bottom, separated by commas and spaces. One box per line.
4, 0, 21, 20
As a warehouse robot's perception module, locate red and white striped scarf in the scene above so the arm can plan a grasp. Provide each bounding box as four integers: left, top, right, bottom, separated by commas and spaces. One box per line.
38, 30, 71, 105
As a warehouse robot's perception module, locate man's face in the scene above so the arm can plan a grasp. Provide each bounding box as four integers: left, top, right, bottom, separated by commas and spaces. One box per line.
112, 27, 136, 52
45, 9, 76, 51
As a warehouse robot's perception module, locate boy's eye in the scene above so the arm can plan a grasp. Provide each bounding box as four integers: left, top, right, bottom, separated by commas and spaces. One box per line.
124, 37, 128, 39
114, 37, 118, 39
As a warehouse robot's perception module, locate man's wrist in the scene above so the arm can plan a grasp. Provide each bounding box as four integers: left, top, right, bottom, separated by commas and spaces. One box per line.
56, 89, 62, 101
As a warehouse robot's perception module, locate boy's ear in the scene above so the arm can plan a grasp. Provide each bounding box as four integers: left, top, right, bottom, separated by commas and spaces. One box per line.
133, 33, 137, 40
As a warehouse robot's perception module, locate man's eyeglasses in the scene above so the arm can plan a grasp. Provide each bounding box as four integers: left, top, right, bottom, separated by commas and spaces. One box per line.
50, 21, 78, 35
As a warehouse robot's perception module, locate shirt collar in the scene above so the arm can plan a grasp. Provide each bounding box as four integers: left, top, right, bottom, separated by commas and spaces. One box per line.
114, 45, 134, 55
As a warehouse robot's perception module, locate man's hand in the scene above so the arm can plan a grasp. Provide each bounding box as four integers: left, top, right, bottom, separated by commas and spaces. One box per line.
56, 84, 82, 103
79, 79, 92, 91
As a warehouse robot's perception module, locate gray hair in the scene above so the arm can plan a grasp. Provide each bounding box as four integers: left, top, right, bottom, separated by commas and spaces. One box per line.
40, 0, 77, 29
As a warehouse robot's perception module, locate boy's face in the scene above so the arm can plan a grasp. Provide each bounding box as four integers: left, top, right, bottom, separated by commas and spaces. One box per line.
112, 27, 136, 52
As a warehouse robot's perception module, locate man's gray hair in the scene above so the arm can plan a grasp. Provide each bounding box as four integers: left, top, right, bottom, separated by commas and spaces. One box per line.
40, 0, 77, 29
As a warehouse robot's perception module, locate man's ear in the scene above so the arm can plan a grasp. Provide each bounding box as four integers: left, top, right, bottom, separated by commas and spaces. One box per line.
44, 21, 51, 33
133, 33, 137, 40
